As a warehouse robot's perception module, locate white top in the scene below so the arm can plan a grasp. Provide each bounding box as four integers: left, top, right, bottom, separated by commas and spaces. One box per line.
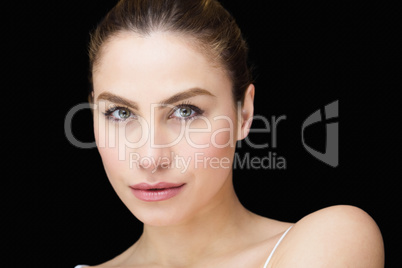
75, 226, 293, 268
263, 225, 293, 268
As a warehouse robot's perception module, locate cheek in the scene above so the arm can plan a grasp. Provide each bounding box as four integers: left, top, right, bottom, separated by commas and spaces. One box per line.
183, 117, 237, 177
94, 117, 128, 179
185, 114, 238, 150
182, 137, 235, 215
98, 146, 121, 172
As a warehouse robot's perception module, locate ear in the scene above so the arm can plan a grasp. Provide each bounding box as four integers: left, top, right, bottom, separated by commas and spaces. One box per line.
237, 84, 255, 141
89, 91, 94, 103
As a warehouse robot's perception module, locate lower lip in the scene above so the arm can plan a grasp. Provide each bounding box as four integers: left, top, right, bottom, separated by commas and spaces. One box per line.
131, 184, 185, 202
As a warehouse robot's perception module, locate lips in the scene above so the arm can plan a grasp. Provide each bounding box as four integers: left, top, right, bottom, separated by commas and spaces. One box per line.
130, 182, 185, 201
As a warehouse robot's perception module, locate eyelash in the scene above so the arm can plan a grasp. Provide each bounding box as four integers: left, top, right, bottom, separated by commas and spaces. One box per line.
103, 101, 204, 122
103, 106, 135, 122
169, 101, 204, 121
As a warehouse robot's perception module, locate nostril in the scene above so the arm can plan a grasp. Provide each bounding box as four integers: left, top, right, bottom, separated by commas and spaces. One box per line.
161, 161, 170, 168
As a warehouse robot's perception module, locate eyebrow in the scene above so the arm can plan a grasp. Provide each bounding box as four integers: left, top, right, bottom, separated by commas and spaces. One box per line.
96, 88, 215, 109
97, 92, 139, 110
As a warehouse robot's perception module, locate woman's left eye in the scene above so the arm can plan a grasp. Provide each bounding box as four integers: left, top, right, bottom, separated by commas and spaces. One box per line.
170, 104, 203, 120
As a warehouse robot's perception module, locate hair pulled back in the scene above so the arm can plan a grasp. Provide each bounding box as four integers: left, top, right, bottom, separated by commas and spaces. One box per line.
89, 0, 253, 104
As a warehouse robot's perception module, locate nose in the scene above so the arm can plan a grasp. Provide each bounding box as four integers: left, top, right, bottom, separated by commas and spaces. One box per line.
137, 145, 171, 172
135, 124, 173, 172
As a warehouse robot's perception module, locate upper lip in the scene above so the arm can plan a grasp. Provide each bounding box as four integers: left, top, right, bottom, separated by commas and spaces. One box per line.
130, 182, 185, 190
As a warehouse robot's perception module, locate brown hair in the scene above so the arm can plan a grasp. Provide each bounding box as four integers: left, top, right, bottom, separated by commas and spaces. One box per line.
88, 0, 253, 105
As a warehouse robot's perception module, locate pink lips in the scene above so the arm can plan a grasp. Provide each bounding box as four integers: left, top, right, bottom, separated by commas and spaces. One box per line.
130, 182, 185, 202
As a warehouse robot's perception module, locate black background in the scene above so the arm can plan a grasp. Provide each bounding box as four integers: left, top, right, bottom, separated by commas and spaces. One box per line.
6, 1, 399, 267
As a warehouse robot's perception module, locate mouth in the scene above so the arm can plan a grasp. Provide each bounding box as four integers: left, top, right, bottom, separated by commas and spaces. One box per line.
129, 182, 185, 202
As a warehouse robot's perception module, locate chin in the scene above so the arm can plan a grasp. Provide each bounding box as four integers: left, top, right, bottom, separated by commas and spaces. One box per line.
135, 209, 189, 227
124, 201, 190, 227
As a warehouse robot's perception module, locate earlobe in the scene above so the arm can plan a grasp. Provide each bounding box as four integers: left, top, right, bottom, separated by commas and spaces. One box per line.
238, 84, 255, 141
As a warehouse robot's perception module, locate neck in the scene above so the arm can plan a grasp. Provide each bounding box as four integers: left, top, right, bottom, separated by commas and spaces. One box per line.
129, 175, 256, 266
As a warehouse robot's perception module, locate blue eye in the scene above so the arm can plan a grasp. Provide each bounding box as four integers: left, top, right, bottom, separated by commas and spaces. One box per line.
104, 107, 135, 121
170, 104, 204, 120
174, 107, 195, 118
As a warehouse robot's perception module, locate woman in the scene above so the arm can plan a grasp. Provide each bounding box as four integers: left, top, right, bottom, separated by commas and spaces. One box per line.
76, 0, 384, 267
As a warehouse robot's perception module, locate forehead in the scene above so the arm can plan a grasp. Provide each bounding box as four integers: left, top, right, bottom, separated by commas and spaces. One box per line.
92, 31, 232, 102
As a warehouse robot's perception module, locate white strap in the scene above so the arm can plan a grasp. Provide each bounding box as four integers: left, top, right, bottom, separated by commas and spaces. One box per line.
75, 226, 293, 268
263, 226, 293, 268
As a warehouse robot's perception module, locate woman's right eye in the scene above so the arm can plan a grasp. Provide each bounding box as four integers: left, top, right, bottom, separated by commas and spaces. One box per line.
104, 107, 135, 122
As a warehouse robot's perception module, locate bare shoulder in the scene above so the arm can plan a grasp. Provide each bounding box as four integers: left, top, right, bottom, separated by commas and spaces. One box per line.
271, 205, 384, 268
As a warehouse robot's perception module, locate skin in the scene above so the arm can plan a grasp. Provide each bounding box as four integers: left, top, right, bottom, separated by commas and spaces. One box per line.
90, 31, 384, 267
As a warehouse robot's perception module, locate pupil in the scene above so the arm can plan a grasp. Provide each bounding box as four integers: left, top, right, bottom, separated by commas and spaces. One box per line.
119, 109, 130, 118
180, 108, 191, 117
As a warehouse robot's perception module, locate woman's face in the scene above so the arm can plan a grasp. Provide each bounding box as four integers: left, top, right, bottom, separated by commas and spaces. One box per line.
92, 32, 248, 226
